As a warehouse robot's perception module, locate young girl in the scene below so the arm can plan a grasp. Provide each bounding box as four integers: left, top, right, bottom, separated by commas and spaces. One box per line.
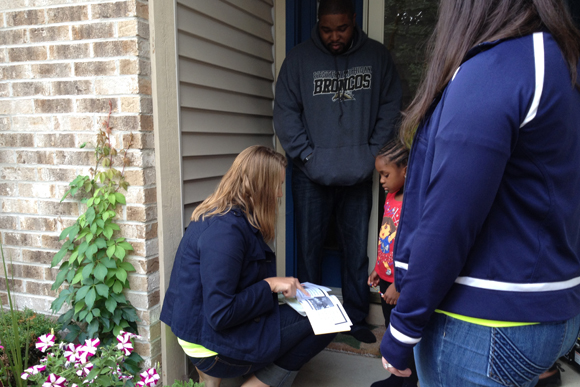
368, 139, 417, 387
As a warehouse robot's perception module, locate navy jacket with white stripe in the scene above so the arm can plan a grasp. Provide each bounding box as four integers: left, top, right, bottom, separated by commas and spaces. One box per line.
380, 32, 580, 370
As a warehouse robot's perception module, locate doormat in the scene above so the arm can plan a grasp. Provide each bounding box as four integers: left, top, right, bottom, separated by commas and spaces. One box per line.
325, 325, 385, 358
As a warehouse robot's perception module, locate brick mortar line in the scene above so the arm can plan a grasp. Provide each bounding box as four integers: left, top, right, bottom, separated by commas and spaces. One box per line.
0, 35, 150, 49
0, 95, 153, 100
0, 0, 149, 13
0, 17, 150, 33
1, 53, 152, 65
1, 74, 150, 83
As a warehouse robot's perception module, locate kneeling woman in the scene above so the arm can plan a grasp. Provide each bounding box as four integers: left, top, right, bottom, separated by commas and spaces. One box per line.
160, 145, 336, 387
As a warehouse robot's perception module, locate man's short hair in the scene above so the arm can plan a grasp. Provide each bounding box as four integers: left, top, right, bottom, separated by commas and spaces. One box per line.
318, 0, 355, 19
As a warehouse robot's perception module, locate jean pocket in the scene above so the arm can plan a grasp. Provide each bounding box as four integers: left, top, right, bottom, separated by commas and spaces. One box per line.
488, 328, 547, 387
190, 356, 218, 373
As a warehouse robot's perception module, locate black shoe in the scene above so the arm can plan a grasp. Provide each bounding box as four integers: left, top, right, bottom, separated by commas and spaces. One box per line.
345, 325, 376, 343
536, 363, 563, 387
370, 375, 404, 387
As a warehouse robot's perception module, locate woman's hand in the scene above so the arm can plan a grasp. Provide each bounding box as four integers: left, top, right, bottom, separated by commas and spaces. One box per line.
382, 282, 400, 305
264, 277, 308, 298
367, 269, 380, 287
382, 357, 412, 378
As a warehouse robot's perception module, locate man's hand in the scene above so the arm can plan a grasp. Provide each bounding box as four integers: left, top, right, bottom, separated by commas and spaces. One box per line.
264, 277, 309, 298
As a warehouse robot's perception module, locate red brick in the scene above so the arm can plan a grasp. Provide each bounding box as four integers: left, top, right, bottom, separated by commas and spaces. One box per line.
22, 249, 54, 265
18, 183, 56, 199
93, 39, 138, 57
72, 22, 114, 40
16, 150, 55, 165
0, 133, 34, 147
49, 43, 90, 60
0, 167, 37, 181
12, 81, 50, 97
74, 60, 116, 77
37, 167, 79, 182
0, 182, 16, 196
54, 115, 94, 132
8, 46, 47, 62
0, 216, 17, 230
37, 200, 79, 216
12, 116, 53, 132
3, 232, 42, 248
21, 217, 57, 232
119, 58, 151, 76
36, 133, 76, 148
76, 98, 118, 113
91, 1, 134, 19
31, 63, 72, 78
0, 64, 31, 79
0, 150, 15, 163
6, 9, 46, 27
29, 26, 70, 43
26, 281, 57, 298
51, 80, 93, 96
46, 6, 88, 24
0, 117, 9, 131
0, 28, 27, 45
35, 99, 73, 114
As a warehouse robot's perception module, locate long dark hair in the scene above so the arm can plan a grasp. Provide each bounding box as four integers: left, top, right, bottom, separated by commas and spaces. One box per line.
400, 0, 580, 146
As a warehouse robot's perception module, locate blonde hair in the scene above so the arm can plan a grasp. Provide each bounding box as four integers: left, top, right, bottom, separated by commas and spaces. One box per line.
191, 145, 287, 241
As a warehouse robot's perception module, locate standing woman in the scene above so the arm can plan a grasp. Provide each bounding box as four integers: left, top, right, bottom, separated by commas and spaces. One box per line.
379, 1, 580, 386
161, 146, 335, 387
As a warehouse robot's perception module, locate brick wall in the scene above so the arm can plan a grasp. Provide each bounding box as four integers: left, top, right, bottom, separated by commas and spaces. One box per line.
0, 0, 160, 368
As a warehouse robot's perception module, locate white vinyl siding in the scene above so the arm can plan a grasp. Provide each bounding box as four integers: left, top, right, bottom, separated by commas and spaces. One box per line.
176, 0, 276, 226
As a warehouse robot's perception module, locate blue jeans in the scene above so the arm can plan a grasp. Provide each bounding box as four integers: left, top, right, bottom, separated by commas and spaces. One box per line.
189, 305, 336, 387
415, 312, 580, 387
292, 165, 372, 325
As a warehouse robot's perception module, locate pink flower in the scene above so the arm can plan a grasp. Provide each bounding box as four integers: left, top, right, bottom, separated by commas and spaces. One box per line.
36, 334, 56, 353
136, 368, 160, 387
63, 343, 82, 363
42, 373, 66, 387
75, 362, 93, 377
78, 338, 99, 363
21, 365, 46, 380
115, 333, 134, 356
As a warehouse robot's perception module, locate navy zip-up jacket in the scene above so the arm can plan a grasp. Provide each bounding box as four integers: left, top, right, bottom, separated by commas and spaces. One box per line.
160, 210, 280, 363
274, 24, 401, 186
381, 32, 580, 370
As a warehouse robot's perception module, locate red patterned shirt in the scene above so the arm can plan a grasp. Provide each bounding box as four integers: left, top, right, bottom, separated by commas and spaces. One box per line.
375, 192, 402, 282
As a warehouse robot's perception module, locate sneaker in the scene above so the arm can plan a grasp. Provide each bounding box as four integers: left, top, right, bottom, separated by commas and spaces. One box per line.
370, 375, 404, 387
344, 324, 376, 343
536, 363, 563, 387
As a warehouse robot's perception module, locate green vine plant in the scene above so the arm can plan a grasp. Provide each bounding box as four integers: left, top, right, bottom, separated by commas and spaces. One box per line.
51, 101, 139, 344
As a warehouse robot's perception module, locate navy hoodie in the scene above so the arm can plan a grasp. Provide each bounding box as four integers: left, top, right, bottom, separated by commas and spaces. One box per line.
274, 24, 401, 186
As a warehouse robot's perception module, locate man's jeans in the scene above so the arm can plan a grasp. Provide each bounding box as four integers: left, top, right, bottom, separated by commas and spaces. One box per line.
292, 165, 372, 325
415, 312, 580, 387
189, 305, 335, 387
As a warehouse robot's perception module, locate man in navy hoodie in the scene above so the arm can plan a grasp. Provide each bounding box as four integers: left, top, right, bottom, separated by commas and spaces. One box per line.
274, 0, 401, 343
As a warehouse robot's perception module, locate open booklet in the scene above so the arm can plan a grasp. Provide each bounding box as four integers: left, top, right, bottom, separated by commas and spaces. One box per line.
281, 282, 352, 335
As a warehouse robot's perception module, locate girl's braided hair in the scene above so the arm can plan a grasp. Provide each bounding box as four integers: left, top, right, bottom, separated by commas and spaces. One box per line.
377, 138, 409, 168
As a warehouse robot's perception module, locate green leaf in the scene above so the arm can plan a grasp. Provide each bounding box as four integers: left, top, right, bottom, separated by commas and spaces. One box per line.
53, 269, 68, 290
86, 232, 94, 244
109, 223, 120, 231
87, 319, 99, 339
106, 245, 116, 258
90, 222, 97, 235
59, 225, 75, 240
110, 293, 126, 303
69, 250, 79, 265
105, 277, 115, 287
94, 263, 108, 282
108, 193, 116, 206
114, 192, 126, 204
66, 269, 76, 283
95, 237, 107, 249
95, 283, 109, 297
86, 243, 98, 261
118, 241, 134, 251
74, 300, 86, 314
85, 288, 97, 310
101, 257, 117, 269
75, 285, 91, 302
92, 308, 101, 317
114, 246, 126, 260
51, 292, 68, 313
113, 280, 123, 293
119, 261, 135, 272
86, 206, 96, 224
113, 325, 122, 337
51, 247, 69, 267
78, 241, 89, 255
121, 308, 139, 322
96, 219, 105, 228
72, 270, 84, 284
87, 197, 94, 207
103, 226, 113, 239
86, 311, 93, 324
105, 298, 117, 314
79, 309, 88, 321
115, 268, 127, 283
82, 263, 95, 279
